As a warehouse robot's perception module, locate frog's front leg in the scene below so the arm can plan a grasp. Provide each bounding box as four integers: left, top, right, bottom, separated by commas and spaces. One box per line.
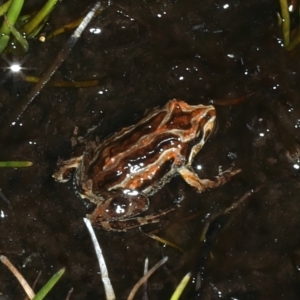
88, 206, 177, 232
53, 156, 83, 182
178, 166, 241, 192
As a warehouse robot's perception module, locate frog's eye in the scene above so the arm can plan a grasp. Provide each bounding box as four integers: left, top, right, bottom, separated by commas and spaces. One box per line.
94, 191, 149, 221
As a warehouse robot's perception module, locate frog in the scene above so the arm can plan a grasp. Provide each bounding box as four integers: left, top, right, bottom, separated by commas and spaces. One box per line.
53, 99, 240, 231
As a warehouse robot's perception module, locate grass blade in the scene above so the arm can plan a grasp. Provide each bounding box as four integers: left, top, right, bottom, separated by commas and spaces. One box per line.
170, 273, 191, 300
23, 0, 58, 35
0, 0, 24, 53
4, 15, 28, 51
0, 161, 32, 167
0, 0, 12, 17
279, 0, 290, 46
32, 268, 65, 300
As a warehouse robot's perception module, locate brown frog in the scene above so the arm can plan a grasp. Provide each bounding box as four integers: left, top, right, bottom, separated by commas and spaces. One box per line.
53, 99, 240, 231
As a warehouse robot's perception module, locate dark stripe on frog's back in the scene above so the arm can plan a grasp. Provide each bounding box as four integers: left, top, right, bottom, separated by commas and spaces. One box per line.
123, 133, 188, 167
101, 110, 167, 158
87, 133, 190, 191
163, 104, 214, 130
133, 157, 178, 195
90, 101, 204, 169
163, 106, 197, 130
86, 111, 210, 191
87, 110, 166, 171
90, 107, 208, 173
94, 154, 182, 195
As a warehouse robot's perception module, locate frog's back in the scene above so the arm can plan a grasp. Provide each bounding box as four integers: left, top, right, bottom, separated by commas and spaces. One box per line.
84, 99, 215, 195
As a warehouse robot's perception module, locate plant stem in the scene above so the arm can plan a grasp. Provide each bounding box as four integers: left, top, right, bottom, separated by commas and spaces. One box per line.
23, 0, 58, 35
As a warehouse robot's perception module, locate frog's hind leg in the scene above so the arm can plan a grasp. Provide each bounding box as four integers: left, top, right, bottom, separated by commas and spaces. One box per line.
178, 166, 241, 193
89, 206, 177, 232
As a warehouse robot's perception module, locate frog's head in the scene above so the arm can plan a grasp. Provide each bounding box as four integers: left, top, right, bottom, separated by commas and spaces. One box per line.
87, 189, 149, 230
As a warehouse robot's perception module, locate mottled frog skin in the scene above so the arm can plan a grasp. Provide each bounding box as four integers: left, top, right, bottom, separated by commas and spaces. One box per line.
53, 99, 240, 231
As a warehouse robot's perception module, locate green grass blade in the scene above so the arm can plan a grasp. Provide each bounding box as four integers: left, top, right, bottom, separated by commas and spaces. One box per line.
0, 34, 10, 53
286, 32, 300, 50
27, 14, 49, 38
279, 0, 290, 46
23, 0, 58, 35
0, 0, 24, 35
0, 0, 23, 53
170, 272, 191, 300
0, 161, 32, 167
4, 15, 28, 51
32, 268, 65, 300
0, 0, 12, 17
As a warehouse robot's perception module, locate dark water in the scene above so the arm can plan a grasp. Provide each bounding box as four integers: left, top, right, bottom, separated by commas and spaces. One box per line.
1, 0, 300, 299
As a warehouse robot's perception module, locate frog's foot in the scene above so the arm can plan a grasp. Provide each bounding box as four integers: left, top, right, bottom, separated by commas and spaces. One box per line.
178, 166, 241, 192
53, 156, 83, 182
88, 206, 177, 232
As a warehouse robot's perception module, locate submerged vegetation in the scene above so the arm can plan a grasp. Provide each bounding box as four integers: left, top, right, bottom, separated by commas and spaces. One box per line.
1, 255, 65, 300
0, 160, 32, 167
0, 0, 58, 54
1, 220, 190, 299
279, 0, 300, 49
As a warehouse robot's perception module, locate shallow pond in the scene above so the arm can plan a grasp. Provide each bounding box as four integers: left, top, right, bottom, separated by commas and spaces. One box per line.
1, 0, 300, 299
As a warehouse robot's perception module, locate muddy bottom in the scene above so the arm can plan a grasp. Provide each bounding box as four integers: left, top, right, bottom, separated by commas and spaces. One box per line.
1, 0, 300, 299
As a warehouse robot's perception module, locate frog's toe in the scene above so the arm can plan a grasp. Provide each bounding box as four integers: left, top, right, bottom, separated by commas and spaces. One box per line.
53, 168, 72, 182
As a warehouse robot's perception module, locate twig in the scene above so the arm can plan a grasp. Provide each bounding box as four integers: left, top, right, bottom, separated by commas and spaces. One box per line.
65, 287, 74, 300
142, 258, 149, 300
127, 256, 168, 300
0, 255, 35, 299
200, 185, 263, 242
83, 217, 116, 300
0, 188, 11, 205
141, 230, 184, 253
23, 271, 41, 300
